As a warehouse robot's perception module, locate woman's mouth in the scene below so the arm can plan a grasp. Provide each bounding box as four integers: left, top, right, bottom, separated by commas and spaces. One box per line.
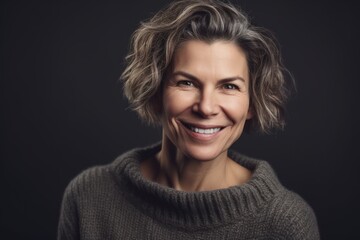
181, 122, 223, 135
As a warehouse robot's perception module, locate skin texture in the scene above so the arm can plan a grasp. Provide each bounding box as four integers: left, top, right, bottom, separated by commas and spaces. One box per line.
141, 40, 253, 191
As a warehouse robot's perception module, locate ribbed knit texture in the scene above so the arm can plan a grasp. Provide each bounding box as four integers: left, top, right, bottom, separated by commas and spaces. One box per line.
58, 143, 320, 239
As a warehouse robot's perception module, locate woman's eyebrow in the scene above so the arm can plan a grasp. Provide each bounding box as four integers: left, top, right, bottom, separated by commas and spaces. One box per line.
171, 71, 199, 81
218, 77, 245, 84
171, 71, 245, 83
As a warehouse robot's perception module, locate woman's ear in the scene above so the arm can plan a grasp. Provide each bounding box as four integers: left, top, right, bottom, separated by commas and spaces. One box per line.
246, 106, 253, 120
152, 85, 164, 118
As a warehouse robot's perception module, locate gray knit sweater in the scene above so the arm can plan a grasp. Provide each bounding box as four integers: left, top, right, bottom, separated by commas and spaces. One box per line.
58, 144, 320, 239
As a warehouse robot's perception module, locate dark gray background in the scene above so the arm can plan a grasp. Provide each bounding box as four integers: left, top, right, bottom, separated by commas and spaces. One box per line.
1, 0, 359, 239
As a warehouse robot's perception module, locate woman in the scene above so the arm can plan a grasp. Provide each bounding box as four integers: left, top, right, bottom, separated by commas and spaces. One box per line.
58, 0, 320, 239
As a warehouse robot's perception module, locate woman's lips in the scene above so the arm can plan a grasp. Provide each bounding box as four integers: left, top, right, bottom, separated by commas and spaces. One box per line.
180, 121, 225, 140
189, 126, 221, 134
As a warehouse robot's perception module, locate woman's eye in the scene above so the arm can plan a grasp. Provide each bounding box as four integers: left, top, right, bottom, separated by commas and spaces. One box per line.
222, 83, 240, 90
177, 80, 194, 87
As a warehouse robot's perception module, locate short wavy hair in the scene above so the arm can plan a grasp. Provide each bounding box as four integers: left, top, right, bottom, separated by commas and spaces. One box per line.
121, 0, 293, 133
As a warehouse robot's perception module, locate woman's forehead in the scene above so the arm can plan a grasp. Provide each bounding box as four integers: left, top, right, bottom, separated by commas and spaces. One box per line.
171, 40, 249, 82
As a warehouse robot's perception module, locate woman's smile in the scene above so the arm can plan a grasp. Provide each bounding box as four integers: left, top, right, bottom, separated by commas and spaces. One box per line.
179, 120, 224, 141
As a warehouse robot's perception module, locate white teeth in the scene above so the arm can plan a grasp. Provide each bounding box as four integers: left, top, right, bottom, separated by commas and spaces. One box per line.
191, 127, 221, 134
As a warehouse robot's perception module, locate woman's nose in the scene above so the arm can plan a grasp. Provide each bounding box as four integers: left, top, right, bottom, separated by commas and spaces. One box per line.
192, 88, 220, 118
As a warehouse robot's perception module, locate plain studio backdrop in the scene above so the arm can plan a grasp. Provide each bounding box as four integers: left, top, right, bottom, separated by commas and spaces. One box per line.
1, 0, 359, 239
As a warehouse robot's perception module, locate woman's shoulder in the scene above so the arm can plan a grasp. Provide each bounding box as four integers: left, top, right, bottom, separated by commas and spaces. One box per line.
229, 151, 320, 238
62, 144, 161, 200
62, 164, 114, 200
271, 189, 317, 220
266, 188, 320, 239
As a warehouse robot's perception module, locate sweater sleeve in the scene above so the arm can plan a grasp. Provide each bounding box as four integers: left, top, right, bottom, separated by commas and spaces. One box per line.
57, 178, 80, 240
275, 191, 320, 240
291, 198, 320, 240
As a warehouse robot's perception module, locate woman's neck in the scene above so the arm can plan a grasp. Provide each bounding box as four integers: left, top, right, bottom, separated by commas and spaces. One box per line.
141, 138, 252, 192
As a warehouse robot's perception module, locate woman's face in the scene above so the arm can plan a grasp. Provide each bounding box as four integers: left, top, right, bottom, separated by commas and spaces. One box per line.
161, 40, 252, 161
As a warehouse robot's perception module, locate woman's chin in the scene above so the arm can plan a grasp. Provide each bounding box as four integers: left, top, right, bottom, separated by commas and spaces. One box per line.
181, 144, 227, 162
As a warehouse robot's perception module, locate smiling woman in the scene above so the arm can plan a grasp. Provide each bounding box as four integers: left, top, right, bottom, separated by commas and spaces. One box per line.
58, 0, 320, 239
144, 40, 253, 190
